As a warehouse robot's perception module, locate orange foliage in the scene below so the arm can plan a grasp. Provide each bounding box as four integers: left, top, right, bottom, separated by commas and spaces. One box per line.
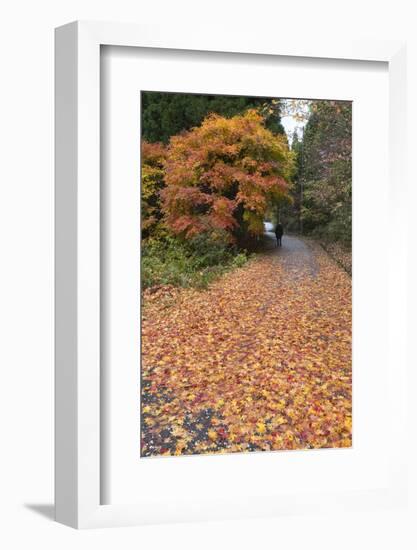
161, 110, 294, 239
141, 238, 352, 457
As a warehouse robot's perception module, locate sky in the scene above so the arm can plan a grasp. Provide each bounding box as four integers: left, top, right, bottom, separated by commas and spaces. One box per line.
281, 115, 305, 144
281, 115, 302, 144
279, 99, 310, 146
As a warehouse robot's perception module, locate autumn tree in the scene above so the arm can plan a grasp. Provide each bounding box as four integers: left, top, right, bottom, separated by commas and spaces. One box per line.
141, 141, 166, 239
162, 110, 294, 242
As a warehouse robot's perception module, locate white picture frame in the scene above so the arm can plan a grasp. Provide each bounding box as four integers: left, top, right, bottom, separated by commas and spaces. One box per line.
55, 21, 407, 529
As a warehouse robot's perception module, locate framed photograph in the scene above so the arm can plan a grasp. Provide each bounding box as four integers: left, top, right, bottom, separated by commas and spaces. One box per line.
55, 21, 407, 528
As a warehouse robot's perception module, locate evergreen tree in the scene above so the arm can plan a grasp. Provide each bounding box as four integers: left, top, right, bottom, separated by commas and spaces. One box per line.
141, 92, 285, 143
298, 101, 352, 243
278, 129, 303, 231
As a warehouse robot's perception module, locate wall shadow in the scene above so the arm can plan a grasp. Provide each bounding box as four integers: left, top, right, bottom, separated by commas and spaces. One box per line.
24, 503, 55, 521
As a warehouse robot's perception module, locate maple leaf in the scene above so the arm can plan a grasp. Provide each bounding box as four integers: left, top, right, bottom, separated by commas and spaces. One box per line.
141, 237, 351, 457
257, 422, 266, 434
208, 429, 218, 441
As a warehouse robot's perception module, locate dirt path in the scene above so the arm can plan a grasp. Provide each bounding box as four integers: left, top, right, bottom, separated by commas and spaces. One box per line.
141, 235, 352, 457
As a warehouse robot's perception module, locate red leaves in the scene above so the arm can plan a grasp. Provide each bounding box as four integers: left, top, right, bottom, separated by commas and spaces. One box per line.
161, 110, 294, 239
169, 215, 203, 235
217, 427, 228, 439
208, 197, 238, 232
141, 238, 352, 457
141, 140, 166, 165
200, 162, 238, 191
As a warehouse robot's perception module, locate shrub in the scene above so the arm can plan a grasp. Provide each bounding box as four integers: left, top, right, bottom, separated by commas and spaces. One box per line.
141, 233, 248, 290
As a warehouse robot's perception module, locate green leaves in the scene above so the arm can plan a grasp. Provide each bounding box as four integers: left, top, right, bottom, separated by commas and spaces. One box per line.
141, 92, 285, 144
297, 100, 352, 243
141, 233, 248, 290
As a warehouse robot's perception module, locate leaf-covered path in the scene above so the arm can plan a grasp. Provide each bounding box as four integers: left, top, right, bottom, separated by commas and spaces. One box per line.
141, 233, 352, 457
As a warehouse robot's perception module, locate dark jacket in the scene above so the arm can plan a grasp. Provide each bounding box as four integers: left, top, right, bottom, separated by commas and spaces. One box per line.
275, 223, 283, 238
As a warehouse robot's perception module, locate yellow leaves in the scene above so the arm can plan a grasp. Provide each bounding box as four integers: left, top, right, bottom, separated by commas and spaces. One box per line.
174, 441, 187, 455
286, 409, 298, 421
208, 429, 217, 441
272, 415, 287, 427
273, 434, 284, 447
293, 395, 305, 407
141, 238, 351, 457
256, 422, 266, 434
344, 416, 352, 432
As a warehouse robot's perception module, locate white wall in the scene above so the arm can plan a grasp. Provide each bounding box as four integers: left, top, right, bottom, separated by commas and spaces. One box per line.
0, 0, 415, 548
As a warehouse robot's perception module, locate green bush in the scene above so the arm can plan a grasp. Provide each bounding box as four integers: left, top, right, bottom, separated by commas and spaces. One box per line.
232, 253, 248, 268
141, 233, 248, 290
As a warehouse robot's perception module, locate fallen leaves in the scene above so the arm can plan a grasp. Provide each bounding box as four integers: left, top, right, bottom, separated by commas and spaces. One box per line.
141, 237, 352, 457
319, 240, 352, 276
208, 429, 218, 441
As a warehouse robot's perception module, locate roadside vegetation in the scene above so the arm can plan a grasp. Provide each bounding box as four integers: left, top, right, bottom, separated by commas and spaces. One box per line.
141, 96, 294, 289
141, 94, 352, 290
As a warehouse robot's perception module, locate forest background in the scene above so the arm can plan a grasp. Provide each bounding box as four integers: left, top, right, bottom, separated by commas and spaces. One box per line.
141, 92, 352, 289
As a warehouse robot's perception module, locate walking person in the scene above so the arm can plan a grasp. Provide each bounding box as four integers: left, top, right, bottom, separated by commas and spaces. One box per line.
275, 222, 283, 247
